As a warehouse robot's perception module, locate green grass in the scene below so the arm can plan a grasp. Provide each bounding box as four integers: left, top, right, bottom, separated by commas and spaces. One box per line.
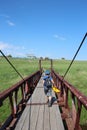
53, 60, 87, 96
53, 60, 87, 126
0, 57, 39, 125
0, 58, 87, 127
0, 58, 39, 92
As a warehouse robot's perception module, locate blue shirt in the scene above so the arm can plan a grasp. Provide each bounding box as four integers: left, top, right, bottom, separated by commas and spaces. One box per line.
43, 75, 52, 81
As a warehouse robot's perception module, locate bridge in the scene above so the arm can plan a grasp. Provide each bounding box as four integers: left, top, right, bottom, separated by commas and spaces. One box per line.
0, 32, 87, 130
14, 74, 64, 130
0, 59, 87, 130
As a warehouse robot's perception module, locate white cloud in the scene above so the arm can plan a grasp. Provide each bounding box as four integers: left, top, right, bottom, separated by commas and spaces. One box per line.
7, 20, 15, 26
0, 41, 28, 57
0, 42, 9, 50
0, 14, 15, 26
53, 34, 66, 41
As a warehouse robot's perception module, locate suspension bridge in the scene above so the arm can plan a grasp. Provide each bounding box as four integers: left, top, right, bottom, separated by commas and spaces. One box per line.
0, 33, 87, 130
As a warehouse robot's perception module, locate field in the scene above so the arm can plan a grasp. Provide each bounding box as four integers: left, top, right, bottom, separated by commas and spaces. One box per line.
0, 58, 39, 92
0, 57, 87, 128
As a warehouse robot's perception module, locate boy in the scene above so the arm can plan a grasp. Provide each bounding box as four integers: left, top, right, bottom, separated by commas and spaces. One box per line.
43, 70, 54, 107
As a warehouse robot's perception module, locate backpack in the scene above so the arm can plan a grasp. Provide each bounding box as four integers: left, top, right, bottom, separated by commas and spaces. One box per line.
44, 77, 52, 88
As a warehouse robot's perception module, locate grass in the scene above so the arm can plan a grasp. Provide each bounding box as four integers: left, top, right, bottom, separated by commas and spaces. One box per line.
53, 60, 87, 96
53, 60, 87, 126
0, 58, 87, 127
0, 58, 39, 92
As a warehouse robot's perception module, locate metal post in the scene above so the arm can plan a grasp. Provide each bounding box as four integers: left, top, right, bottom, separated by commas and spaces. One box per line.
74, 100, 82, 130
51, 59, 53, 71
39, 59, 42, 72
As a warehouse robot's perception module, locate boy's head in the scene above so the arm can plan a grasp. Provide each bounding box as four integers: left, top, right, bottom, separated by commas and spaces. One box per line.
45, 70, 50, 75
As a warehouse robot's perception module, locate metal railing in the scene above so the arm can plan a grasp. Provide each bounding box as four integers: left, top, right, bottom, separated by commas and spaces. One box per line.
0, 70, 41, 130
51, 69, 87, 130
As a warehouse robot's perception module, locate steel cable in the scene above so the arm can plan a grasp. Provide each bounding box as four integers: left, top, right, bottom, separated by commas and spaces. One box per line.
0, 50, 25, 81
62, 32, 87, 80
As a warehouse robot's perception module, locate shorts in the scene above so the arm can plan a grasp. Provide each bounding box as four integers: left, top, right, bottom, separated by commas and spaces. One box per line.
44, 86, 52, 97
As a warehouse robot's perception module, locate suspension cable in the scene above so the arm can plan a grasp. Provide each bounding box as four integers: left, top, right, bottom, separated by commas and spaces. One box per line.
0, 50, 25, 81
62, 32, 87, 80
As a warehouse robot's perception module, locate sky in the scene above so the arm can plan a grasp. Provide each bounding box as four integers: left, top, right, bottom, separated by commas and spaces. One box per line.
0, 0, 87, 60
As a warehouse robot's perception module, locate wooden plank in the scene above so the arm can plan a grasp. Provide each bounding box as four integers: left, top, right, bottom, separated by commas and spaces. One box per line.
22, 85, 42, 129
35, 105, 44, 130
15, 77, 44, 130
50, 105, 58, 130
50, 91, 65, 130
22, 88, 43, 130
50, 105, 64, 130
44, 105, 50, 130
33, 89, 45, 130
29, 79, 45, 130
15, 76, 65, 130
14, 98, 31, 129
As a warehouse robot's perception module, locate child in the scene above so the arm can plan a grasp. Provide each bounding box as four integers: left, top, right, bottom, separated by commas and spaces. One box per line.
43, 70, 54, 107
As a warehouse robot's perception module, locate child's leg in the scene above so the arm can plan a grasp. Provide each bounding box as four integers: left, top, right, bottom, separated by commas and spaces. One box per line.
48, 89, 52, 107
46, 96, 49, 103
49, 96, 52, 102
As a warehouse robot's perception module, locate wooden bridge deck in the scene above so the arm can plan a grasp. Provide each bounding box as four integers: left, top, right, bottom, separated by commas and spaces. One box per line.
14, 75, 65, 130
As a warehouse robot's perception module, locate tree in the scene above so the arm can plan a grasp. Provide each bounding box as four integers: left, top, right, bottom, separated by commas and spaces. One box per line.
7, 54, 12, 58
45, 57, 50, 60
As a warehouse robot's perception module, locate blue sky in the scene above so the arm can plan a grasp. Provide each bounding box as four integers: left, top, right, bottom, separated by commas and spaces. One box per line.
0, 0, 87, 60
